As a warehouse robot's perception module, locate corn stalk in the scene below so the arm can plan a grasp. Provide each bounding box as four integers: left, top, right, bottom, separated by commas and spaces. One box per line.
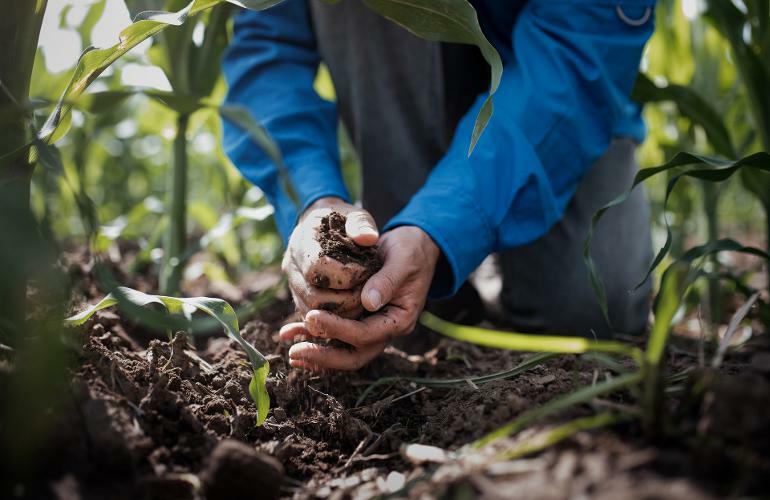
160, 113, 191, 294
0, 1, 47, 339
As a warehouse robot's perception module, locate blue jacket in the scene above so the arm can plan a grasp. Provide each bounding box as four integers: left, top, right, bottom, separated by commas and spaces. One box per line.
222, 0, 656, 298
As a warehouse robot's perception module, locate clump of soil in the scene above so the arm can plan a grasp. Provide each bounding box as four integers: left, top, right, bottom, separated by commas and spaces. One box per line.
317, 211, 382, 278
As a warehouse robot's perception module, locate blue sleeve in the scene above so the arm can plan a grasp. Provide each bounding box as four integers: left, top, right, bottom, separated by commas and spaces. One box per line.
384, 0, 656, 299
221, 0, 350, 242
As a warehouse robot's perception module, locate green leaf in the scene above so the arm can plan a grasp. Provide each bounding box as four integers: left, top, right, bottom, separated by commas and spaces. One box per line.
584, 152, 770, 324
225, 0, 284, 9
76, 89, 211, 115
79, 0, 107, 47
633, 73, 736, 158
361, 0, 502, 155
646, 262, 689, 368
65, 286, 271, 425
249, 363, 270, 426
705, 1, 770, 149
420, 311, 642, 361
38, 0, 288, 145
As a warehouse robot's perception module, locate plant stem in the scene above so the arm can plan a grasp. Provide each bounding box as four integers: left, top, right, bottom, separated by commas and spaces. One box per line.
0, 0, 47, 340
161, 113, 190, 295
764, 201, 770, 293
701, 181, 721, 327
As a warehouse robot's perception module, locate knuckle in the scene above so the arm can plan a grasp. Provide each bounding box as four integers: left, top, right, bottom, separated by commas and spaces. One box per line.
378, 272, 398, 294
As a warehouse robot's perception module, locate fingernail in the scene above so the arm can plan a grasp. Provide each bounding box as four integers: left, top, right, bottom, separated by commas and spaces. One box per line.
359, 226, 377, 236
305, 310, 321, 324
366, 289, 382, 310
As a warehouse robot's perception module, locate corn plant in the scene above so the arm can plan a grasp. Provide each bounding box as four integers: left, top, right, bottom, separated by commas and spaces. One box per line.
388, 149, 766, 471
636, 1, 770, 306
65, 286, 271, 424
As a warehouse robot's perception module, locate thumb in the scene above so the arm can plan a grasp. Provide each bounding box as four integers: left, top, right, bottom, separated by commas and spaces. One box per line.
361, 257, 407, 312
345, 209, 379, 246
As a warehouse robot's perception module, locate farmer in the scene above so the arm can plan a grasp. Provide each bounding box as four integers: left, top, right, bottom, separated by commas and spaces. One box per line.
222, 0, 657, 371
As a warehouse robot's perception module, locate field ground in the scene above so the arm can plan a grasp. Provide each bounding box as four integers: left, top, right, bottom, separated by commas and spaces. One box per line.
1, 247, 769, 500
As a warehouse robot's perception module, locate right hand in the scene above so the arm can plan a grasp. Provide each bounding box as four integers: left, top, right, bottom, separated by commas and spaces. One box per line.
282, 197, 379, 319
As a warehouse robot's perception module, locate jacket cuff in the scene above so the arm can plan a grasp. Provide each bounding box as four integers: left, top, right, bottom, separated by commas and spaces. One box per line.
383, 184, 495, 299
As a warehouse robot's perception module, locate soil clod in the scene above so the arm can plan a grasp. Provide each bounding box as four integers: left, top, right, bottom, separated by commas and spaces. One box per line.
201, 439, 284, 500
317, 211, 382, 278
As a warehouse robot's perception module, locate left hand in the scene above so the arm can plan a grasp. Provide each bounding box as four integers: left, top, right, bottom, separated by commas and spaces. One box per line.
279, 225, 440, 371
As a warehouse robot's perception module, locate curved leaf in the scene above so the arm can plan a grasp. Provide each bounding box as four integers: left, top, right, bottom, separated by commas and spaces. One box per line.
633, 73, 736, 158
65, 286, 271, 425
584, 152, 770, 323
420, 311, 642, 361
38, 0, 288, 145
361, 0, 502, 155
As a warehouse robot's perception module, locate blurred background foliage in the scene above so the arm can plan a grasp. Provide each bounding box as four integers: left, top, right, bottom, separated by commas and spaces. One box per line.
30, 0, 767, 319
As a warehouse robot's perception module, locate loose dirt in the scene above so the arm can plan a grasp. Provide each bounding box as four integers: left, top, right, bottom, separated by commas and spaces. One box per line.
1, 250, 769, 499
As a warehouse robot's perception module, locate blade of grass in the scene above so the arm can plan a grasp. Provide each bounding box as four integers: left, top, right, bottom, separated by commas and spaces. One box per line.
356, 352, 557, 406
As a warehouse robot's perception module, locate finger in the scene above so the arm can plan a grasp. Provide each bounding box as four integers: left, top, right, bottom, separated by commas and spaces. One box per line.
304, 307, 413, 347
288, 271, 363, 318
360, 252, 410, 312
279, 322, 309, 342
288, 341, 385, 371
345, 209, 379, 247
293, 224, 365, 290
305, 255, 369, 290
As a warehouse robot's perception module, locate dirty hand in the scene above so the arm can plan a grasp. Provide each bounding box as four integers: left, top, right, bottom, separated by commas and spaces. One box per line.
282, 196, 378, 319
281, 225, 440, 371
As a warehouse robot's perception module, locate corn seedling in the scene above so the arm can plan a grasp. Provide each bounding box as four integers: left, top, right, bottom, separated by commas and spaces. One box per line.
65, 286, 271, 425
408, 147, 770, 467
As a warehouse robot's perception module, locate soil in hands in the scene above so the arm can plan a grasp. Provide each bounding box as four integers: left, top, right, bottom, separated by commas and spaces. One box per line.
317, 211, 382, 279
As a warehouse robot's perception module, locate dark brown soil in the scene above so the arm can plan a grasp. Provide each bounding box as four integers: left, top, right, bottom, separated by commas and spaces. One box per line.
317, 211, 382, 277
1, 248, 769, 499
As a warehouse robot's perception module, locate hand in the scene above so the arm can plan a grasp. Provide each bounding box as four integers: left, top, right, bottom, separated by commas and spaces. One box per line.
282, 197, 378, 319
281, 225, 440, 371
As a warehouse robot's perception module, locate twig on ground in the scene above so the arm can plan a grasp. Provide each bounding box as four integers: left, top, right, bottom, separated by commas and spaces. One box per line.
390, 386, 426, 404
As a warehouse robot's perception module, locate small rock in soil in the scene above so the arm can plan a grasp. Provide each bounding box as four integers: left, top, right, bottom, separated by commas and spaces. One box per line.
201, 439, 284, 500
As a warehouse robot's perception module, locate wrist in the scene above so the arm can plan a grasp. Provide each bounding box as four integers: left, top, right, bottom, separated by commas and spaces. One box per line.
417, 227, 441, 266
